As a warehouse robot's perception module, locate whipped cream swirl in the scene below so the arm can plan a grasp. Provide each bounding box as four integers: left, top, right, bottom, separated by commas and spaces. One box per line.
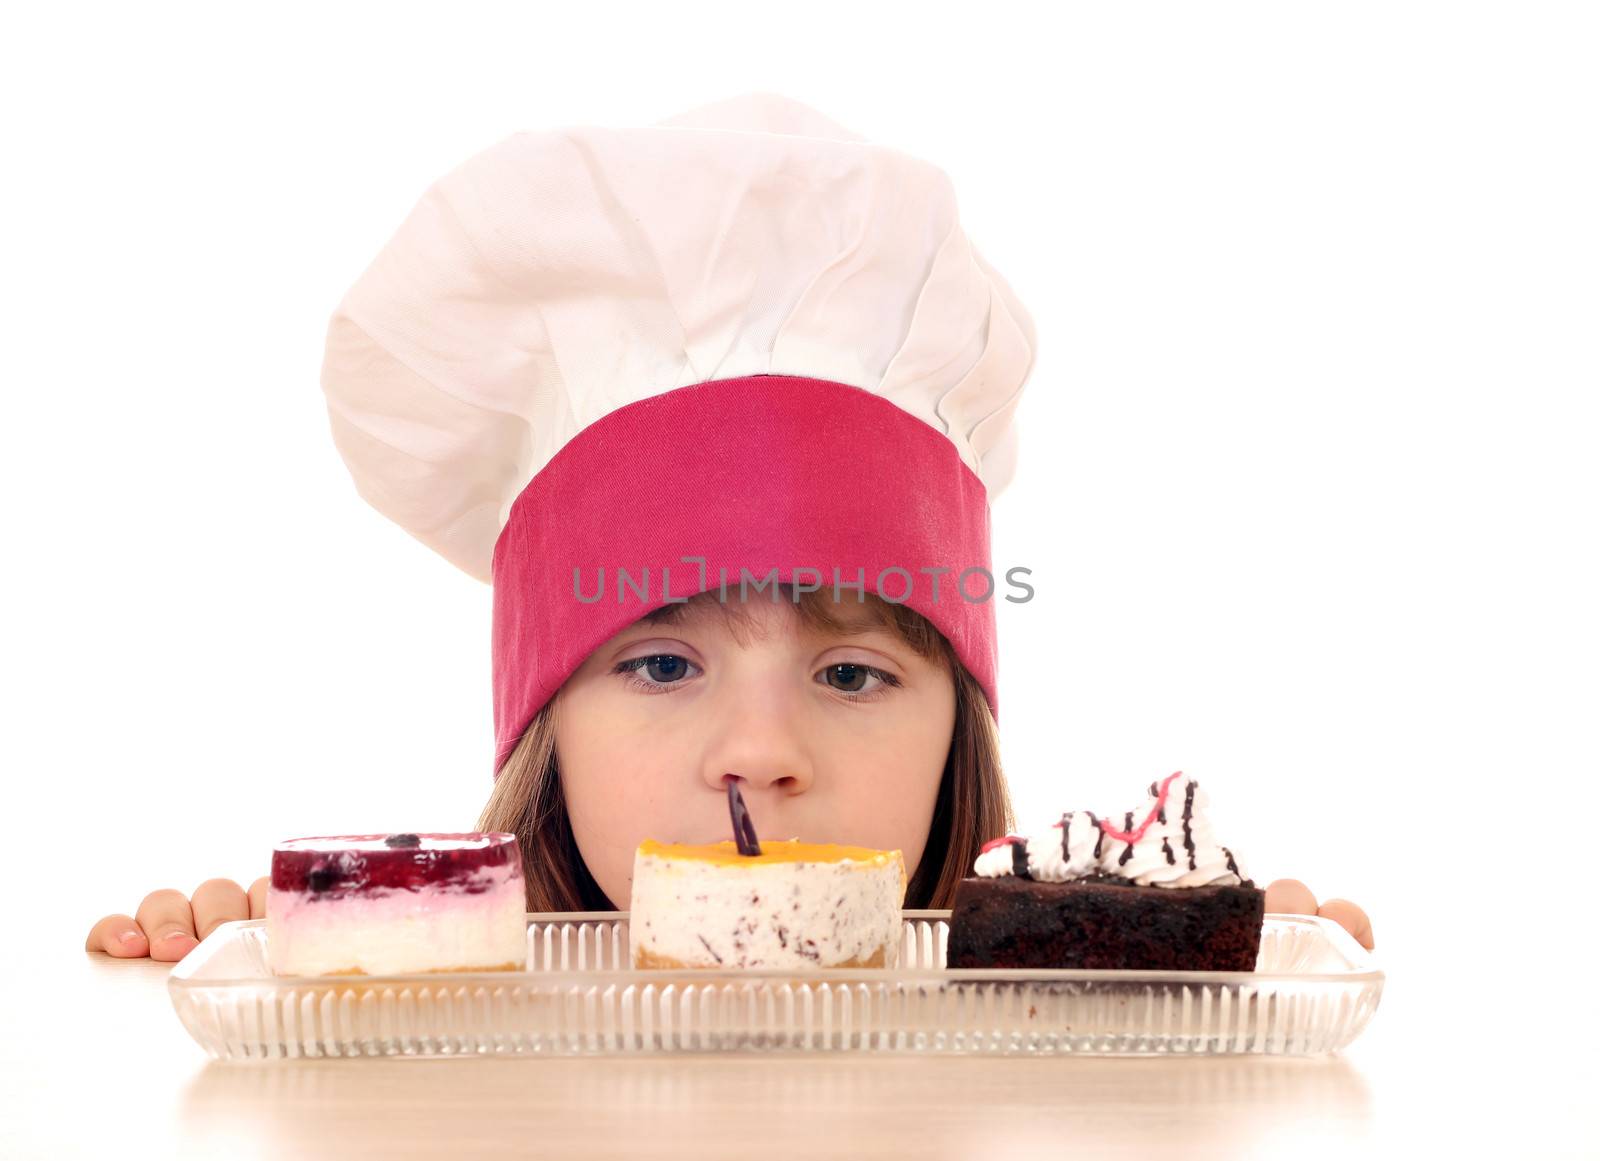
974, 773, 1249, 888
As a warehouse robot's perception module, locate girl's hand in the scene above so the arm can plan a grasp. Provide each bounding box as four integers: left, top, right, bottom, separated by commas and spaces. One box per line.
84, 878, 269, 962
1264, 878, 1375, 950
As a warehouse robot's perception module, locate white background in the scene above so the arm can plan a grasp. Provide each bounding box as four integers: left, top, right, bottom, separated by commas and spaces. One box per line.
3, 4, 1596, 1141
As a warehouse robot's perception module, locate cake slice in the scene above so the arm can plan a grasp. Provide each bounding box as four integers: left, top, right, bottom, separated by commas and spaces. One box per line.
945, 773, 1264, 971
266, 832, 527, 976
628, 780, 906, 970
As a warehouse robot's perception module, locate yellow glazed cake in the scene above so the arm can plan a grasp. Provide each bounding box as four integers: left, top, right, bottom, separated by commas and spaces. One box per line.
628, 838, 907, 970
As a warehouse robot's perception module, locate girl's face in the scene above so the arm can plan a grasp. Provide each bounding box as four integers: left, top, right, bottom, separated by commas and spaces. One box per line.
554, 593, 958, 909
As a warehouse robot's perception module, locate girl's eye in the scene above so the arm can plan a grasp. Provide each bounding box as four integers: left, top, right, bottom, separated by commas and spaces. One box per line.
613, 656, 901, 701
615, 654, 700, 692
818, 663, 901, 701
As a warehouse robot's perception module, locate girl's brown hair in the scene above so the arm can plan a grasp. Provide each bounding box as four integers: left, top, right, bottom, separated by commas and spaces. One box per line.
477, 585, 1014, 911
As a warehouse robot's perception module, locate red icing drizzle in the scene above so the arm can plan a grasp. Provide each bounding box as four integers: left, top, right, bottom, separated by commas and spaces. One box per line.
1095, 771, 1184, 845
983, 772, 1187, 856
979, 834, 1026, 854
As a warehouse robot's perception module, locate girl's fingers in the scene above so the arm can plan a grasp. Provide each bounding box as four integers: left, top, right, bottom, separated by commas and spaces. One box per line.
1263, 880, 1376, 951
85, 914, 150, 958
190, 878, 249, 940
248, 876, 269, 920
1318, 898, 1375, 951
135, 889, 199, 962
1263, 878, 1318, 915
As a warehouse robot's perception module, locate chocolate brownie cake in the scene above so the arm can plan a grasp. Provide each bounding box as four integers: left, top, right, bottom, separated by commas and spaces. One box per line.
946, 773, 1264, 971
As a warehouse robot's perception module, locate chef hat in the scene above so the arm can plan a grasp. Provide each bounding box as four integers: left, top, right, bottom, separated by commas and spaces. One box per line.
320, 93, 1037, 774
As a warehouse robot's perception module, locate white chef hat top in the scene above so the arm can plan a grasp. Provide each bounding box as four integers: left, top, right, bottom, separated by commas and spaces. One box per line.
320, 92, 1037, 584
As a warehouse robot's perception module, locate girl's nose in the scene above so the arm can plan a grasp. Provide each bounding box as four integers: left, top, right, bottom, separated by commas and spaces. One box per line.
699, 713, 816, 798
709, 765, 812, 797
696, 659, 820, 799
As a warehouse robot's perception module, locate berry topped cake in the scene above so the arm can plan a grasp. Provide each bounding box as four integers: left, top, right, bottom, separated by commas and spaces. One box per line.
946, 773, 1264, 971
628, 780, 907, 970
266, 832, 527, 976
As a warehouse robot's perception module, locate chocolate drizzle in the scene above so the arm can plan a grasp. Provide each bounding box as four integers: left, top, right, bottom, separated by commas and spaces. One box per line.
1181, 780, 1198, 870
1011, 838, 1031, 879
976, 771, 1242, 887
726, 777, 762, 856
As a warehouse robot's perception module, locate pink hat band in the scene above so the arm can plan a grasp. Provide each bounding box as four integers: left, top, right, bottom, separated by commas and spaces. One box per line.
490, 374, 1000, 774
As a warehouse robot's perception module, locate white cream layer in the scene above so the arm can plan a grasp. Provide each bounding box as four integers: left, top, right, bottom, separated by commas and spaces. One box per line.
266, 865, 526, 976
974, 775, 1249, 888
629, 853, 904, 970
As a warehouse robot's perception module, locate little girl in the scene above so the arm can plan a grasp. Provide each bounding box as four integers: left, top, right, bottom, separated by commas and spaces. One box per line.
85, 94, 1373, 961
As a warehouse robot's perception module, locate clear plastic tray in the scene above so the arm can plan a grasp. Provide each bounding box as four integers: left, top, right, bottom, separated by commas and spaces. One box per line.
168, 911, 1383, 1060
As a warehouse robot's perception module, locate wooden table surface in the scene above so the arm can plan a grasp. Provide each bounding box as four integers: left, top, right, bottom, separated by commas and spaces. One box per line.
2, 940, 1589, 1160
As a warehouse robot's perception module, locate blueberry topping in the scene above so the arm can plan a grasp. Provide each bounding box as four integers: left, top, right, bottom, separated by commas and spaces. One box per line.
384, 833, 422, 848
307, 864, 343, 893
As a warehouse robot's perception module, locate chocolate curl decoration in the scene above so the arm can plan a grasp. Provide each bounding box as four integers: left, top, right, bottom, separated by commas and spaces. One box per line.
726, 777, 762, 856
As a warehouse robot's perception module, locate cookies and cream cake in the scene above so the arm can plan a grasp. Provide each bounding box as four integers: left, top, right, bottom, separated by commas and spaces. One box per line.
946, 773, 1265, 971
628, 781, 906, 970
266, 832, 527, 976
